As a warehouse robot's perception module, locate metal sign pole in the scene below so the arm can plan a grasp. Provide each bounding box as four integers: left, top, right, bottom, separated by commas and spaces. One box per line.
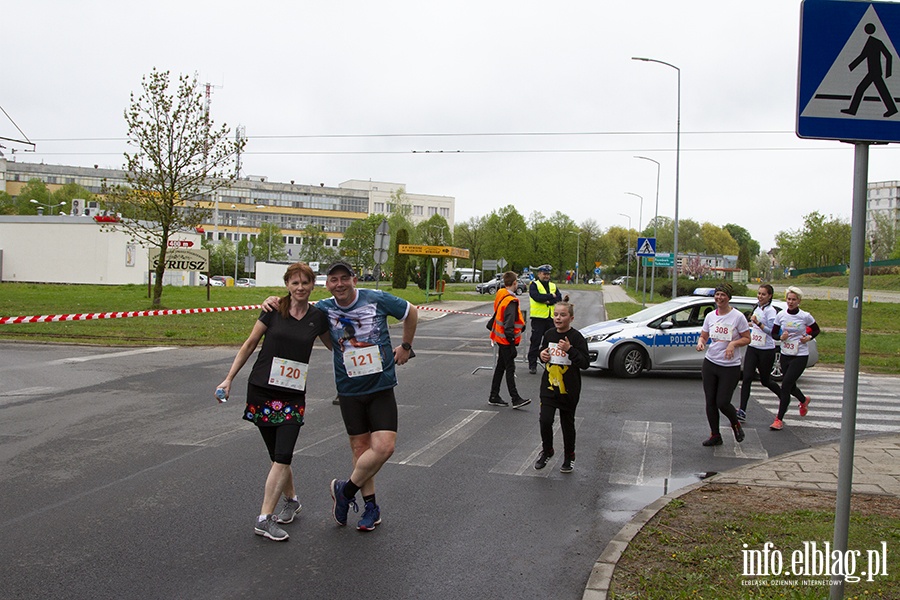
829, 141, 868, 599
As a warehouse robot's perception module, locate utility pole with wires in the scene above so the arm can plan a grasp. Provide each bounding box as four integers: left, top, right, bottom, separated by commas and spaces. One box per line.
235, 125, 246, 179
0, 103, 36, 155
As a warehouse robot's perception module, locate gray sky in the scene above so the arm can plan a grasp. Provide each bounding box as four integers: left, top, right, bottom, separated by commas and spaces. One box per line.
3, 0, 898, 250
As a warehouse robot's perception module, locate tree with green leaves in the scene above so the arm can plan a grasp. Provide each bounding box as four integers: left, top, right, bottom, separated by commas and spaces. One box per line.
102, 69, 244, 306
483, 205, 528, 272
253, 221, 288, 263
13, 178, 51, 215
869, 211, 898, 260
341, 214, 384, 275
0, 191, 15, 215
51, 182, 95, 212
775, 211, 852, 269
300, 224, 328, 263
700, 223, 739, 256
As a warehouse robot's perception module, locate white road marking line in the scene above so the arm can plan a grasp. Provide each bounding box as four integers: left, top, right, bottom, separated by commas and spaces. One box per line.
608, 420, 672, 486
391, 409, 495, 467
48, 347, 175, 364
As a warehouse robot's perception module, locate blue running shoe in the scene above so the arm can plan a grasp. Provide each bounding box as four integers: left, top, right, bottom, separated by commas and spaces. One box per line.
330, 479, 358, 526
357, 501, 382, 531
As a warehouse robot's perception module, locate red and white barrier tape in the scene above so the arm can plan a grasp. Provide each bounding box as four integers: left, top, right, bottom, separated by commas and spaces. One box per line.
0, 303, 491, 324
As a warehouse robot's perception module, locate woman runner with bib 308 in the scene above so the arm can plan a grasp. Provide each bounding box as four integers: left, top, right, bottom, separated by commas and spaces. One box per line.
216, 262, 331, 541
696, 283, 751, 447
769, 286, 819, 431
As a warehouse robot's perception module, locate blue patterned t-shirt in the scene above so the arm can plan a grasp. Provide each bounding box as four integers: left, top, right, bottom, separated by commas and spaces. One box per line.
315, 288, 411, 396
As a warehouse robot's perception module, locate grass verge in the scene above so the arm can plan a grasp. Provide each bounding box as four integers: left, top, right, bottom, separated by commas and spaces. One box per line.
0, 282, 489, 346
609, 484, 900, 599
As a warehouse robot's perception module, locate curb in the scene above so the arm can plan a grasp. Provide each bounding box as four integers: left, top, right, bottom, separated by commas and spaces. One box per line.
581, 480, 708, 600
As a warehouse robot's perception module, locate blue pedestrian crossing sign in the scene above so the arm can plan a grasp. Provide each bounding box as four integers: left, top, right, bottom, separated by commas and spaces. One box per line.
636, 237, 656, 257
798, 0, 900, 142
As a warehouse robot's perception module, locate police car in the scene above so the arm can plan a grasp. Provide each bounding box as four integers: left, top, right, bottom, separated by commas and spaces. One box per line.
582, 290, 818, 378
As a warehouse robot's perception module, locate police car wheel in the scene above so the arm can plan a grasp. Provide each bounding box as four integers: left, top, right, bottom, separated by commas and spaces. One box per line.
612, 344, 645, 378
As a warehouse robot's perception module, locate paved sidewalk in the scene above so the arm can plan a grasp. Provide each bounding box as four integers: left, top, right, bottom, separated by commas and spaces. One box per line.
582, 433, 900, 599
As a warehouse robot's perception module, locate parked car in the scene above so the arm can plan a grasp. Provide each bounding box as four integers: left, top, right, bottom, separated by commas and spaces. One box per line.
476, 274, 528, 295
198, 273, 209, 286
581, 291, 818, 379
611, 276, 631, 285
210, 275, 228, 287
235, 278, 256, 287
588, 278, 604, 285
315, 274, 328, 287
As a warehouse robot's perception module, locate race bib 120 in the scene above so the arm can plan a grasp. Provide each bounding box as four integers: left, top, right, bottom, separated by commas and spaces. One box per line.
268, 357, 308, 391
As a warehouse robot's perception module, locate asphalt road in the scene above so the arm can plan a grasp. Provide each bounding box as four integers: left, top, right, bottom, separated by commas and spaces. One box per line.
2, 289, 894, 600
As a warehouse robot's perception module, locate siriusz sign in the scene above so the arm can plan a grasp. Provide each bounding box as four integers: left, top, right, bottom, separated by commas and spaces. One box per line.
148, 247, 209, 272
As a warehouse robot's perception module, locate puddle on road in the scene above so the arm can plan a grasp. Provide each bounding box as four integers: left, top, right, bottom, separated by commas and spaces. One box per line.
600, 474, 702, 522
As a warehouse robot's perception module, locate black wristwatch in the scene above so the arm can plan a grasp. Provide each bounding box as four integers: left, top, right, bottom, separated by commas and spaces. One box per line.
401, 342, 412, 351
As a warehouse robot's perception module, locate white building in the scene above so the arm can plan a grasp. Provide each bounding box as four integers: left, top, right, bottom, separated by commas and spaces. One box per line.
867, 180, 900, 240
340, 179, 455, 228
0, 215, 202, 285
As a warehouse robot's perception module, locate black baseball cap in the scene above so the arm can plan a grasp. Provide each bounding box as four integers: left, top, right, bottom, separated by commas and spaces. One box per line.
325, 261, 356, 277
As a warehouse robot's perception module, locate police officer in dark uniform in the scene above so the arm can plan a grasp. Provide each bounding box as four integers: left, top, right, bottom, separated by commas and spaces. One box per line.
527, 264, 562, 374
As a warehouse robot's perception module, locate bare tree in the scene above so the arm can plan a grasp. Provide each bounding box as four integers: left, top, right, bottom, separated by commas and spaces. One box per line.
103, 69, 244, 306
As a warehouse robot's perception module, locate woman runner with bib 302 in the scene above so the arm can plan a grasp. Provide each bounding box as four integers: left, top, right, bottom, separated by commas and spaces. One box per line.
216, 262, 331, 541
769, 286, 819, 431
696, 283, 751, 447
737, 284, 782, 422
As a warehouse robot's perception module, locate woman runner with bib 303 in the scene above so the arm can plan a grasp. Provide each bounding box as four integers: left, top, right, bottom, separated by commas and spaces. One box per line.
216, 262, 331, 541
769, 286, 819, 431
696, 283, 751, 447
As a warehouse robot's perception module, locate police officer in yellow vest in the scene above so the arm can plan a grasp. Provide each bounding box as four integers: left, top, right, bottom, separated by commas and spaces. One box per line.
527, 264, 562, 374
488, 271, 531, 409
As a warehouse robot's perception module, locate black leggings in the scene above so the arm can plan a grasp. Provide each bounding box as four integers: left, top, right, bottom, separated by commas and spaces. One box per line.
777, 354, 809, 420
702, 359, 741, 433
539, 402, 577, 459
259, 423, 302, 465
739, 346, 781, 410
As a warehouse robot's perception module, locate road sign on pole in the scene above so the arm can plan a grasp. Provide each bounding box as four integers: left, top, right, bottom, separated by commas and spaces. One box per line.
636, 237, 656, 257
798, 0, 900, 142
652, 252, 674, 267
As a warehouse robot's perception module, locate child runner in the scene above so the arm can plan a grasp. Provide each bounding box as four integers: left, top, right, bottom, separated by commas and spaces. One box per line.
534, 300, 590, 473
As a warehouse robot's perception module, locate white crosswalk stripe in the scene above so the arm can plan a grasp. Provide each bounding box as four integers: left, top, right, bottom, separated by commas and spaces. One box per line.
747, 371, 900, 432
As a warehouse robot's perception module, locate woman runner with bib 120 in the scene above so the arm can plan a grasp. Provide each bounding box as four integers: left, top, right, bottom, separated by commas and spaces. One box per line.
216, 262, 332, 542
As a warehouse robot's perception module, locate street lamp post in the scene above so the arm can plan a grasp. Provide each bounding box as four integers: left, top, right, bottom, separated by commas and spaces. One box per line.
575, 229, 581, 283
634, 155, 660, 301
231, 203, 242, 283
30, 199, 66, 215
625, 192, 643, 294
633, 56, 680, 299
619, 213, 632, 284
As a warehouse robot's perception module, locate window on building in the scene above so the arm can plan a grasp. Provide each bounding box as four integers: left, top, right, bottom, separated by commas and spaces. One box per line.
374, 202, 384, 213
413, 205, 423, 215
428, 206, 437, 216
440, 207, 450, 218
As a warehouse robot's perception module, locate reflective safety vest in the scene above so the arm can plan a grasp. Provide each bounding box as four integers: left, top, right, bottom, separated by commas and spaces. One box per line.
490, 289, 524, 345
529, 280, 558, 319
